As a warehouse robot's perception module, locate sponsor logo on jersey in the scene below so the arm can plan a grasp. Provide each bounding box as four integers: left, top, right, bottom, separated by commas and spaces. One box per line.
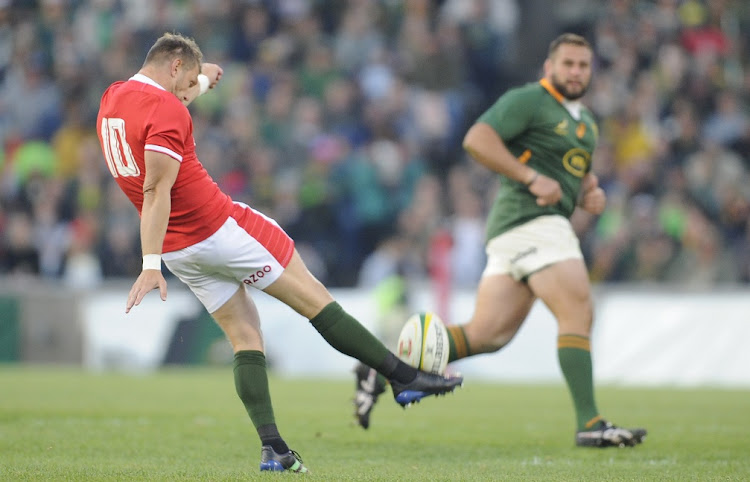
562, 148, 590, 177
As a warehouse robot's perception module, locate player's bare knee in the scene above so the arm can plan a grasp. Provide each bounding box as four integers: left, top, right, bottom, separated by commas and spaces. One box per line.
465, 321, 517, 354
222, 318, 263, 349
558, 308, 593, 335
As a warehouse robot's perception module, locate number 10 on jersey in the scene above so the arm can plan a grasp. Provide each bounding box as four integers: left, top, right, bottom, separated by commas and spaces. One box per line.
101, 117, 141, 178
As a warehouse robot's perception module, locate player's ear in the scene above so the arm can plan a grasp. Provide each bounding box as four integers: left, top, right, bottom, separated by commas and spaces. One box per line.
170, 58, 182, 77
543, 58, 552, 77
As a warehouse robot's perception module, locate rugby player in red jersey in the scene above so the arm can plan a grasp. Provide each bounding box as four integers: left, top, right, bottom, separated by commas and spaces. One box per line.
97, 32, 462, 473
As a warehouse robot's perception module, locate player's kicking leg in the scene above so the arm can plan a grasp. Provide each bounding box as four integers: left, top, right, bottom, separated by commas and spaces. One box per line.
264, 251, 463, 408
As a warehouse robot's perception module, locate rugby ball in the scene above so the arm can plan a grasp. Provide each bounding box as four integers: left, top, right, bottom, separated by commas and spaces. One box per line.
396, 312, 449, 375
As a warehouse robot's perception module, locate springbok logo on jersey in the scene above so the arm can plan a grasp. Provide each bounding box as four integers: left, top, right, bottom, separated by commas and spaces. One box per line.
554, 119, 569, 135
562, 148, 590, 177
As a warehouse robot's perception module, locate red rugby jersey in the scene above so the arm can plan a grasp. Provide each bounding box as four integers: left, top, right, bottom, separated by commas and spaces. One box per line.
97, 74, 233, 252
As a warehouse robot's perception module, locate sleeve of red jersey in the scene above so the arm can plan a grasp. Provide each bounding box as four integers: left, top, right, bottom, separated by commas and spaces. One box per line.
144, 99, 192, 163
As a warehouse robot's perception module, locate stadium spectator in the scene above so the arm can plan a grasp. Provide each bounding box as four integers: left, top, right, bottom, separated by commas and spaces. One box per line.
0, 0, 748, 293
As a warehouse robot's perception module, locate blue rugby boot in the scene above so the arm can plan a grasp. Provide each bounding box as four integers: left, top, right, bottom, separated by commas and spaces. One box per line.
390, 370, 463, 407
259, 446, 308, 473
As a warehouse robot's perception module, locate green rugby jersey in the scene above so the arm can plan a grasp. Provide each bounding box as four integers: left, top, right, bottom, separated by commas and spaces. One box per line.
477, 78, 598, 242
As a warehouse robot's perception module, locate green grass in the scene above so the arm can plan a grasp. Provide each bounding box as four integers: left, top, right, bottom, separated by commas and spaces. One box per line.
0, 366, 748, 481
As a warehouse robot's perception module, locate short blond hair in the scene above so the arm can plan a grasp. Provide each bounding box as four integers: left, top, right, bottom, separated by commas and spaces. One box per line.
143, 32, 203, 70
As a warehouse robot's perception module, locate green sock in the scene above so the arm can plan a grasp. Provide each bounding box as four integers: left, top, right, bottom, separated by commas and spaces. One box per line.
309, 302, 392, 374
446, 325, 471, 362
557, 335, 601, 431
233, 350, 276, 429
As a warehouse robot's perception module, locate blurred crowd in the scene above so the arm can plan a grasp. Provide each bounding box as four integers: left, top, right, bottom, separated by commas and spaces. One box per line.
0, 0, 749, 292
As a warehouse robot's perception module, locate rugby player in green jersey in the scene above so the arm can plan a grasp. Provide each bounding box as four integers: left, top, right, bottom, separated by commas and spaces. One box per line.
355, 33, 646, 448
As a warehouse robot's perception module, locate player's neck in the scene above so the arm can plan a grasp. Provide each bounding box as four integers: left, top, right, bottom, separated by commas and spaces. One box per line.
137, 67, 172, 92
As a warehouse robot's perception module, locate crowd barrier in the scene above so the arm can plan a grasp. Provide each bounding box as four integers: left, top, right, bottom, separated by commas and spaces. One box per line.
1, 280, 748, 387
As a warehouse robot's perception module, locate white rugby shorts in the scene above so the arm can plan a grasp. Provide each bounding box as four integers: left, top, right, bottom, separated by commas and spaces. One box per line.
482, 214, 583, 281
162, 202, 295, 313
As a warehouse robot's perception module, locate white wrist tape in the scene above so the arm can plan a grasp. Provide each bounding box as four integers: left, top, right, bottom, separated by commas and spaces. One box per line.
197, 74, 210, 95
142, 254, 162, 271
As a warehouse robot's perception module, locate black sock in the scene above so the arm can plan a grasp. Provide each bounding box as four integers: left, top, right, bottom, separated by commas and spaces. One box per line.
258, 424, 289, 454
376, 352, 417, 384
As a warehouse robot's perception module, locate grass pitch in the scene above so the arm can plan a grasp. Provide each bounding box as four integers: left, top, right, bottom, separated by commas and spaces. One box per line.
1, 366, 748, 481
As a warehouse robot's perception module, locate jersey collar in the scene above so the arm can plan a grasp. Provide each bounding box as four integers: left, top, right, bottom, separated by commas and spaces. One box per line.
539, 78, 565, 103
129, 73, 166, 91
540, 78, 583, 120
